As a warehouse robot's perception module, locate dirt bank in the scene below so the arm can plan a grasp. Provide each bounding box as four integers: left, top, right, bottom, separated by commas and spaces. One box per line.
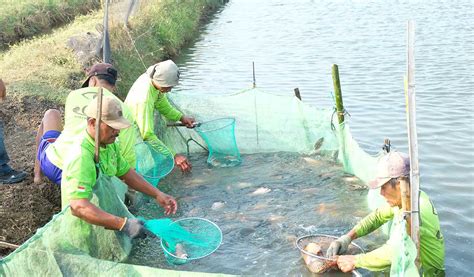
0, 97, 63, 257
0, 0, 227, 259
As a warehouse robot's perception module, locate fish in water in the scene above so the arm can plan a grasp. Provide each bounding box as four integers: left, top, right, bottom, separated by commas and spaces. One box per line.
268, 214, 285, 222
211, 201, 226, 210
236, 182, 253, 189
172, 243, 189, 265
314, 137, 324, 150
302, 243, 337, 274
303, 157, 323, 166
251, 187, 271, 195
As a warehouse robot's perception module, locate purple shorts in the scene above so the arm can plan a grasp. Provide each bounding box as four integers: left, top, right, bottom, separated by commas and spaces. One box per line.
37, 130, 62, 185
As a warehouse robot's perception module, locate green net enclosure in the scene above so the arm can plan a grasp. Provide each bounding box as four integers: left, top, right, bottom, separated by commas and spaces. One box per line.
2, 88, 395, 276
195, 118, 241, 167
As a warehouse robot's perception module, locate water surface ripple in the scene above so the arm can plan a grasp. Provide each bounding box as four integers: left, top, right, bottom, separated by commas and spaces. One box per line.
171, 0, 473, 275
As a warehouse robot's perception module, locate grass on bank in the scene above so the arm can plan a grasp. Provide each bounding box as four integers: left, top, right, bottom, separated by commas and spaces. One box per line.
0, 0, 224, 104
0, 0, 100, 50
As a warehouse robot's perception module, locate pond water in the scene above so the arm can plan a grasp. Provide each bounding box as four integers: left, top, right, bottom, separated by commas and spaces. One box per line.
127, 153, 381, 276
170, 0, 473, 275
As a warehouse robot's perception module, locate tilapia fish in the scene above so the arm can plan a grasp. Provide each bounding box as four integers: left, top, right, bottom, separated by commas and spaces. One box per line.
302, 243, 336, 274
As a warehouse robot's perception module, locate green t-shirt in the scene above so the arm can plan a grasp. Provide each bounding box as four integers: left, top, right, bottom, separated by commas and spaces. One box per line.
46, 87, 141, 168
61, 132, 130, 209
353, 191, 445, 274
124, 74, 182, 154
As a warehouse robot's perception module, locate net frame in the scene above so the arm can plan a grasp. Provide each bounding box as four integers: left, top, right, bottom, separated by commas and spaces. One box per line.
295, 234, 365, 262
159, 217, 223, 262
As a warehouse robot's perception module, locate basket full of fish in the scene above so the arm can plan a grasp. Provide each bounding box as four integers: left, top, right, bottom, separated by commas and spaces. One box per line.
296, 234, 364, 274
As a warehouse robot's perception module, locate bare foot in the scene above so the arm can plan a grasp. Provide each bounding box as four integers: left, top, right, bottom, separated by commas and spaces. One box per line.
34, 175, 42, 184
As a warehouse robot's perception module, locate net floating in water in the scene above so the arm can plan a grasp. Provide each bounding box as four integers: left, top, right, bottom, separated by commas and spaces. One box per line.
296, 234, 364, 274
135, 141, 174, 187
195, 118, 241, 167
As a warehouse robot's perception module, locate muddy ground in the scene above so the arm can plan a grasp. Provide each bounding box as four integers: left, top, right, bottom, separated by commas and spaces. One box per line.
0, 96, 63, 257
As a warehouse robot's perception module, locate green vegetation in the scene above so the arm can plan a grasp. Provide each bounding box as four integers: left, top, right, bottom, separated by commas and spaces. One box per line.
0, 0, 100, 50
0, 0, 224, 103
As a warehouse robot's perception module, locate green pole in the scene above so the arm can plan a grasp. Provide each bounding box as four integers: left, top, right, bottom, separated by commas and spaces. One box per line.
332, 64, 345, 124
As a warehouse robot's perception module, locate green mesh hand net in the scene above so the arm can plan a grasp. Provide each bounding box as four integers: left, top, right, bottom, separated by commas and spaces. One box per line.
135, 141, 174, 187
195, 118, 241, 167
144, 217, 222, 265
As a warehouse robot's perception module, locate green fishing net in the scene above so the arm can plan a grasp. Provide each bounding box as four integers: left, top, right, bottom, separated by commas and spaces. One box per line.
2, 87, 404, 276
195, 118, 241, 167
135, 141, 174, 187
144, 218, 222, 265
390, 218, 419, 276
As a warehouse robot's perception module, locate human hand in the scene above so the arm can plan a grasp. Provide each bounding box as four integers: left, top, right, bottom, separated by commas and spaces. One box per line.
326, 234, 351, 257
175, 154, 192, 173
336, 255, 356, 273
121, 218, 150, 239
155, 191, 178, 215
180, 115, 195, 128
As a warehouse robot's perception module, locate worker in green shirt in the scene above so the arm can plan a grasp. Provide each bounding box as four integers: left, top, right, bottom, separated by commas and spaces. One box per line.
328, 151, 445, 276
34, 63, 140, 185
125, 60, 195, 173
61, 96, 177, 238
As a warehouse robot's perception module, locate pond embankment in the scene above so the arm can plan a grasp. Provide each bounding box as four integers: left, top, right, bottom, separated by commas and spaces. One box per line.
0, 0, 226, 257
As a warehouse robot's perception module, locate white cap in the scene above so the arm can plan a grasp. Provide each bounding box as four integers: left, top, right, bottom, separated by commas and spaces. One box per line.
146, 60, 179, 87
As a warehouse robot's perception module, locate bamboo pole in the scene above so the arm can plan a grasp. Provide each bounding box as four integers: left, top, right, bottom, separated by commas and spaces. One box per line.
94, 87, 103, 164
331, 64, 347, 168
405, 20, 421, 266
102, 0, 111, 63
331, 64, 345, 124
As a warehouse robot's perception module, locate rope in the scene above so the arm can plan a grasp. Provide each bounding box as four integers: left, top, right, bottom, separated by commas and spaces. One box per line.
124, 26, 147, 71
330, 107, 351, 131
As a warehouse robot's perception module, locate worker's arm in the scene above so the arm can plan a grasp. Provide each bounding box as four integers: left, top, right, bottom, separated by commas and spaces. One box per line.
154, 92, 182, 122
327, 205, 394, 258
70, 198, 125, 230
354, 243, 393, 271
119, 168, 177, 215
353, 204, 394, 238
69, 198, 151, 239
337, 243, 393, 273
133, 94, 161, 143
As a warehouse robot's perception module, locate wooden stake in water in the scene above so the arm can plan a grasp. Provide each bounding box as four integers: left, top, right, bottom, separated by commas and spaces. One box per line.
94, 87, 103, 164
252, 61, 259, 146
405, 20, 421, 267
331, 64, 347, 168
294, 88, 302, 100
331, 64, 345, 124
252, 62, 256, 88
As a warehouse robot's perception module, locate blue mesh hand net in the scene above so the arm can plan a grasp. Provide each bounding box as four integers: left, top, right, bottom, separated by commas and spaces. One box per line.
195, 118, 241, 167
144, 217, 222, 265
135, 141, 174, 187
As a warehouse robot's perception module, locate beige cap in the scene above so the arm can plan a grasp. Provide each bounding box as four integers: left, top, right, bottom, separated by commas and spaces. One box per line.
146, 60, 180, 87
368, 151, 410, 189
85, 96, 131, 130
